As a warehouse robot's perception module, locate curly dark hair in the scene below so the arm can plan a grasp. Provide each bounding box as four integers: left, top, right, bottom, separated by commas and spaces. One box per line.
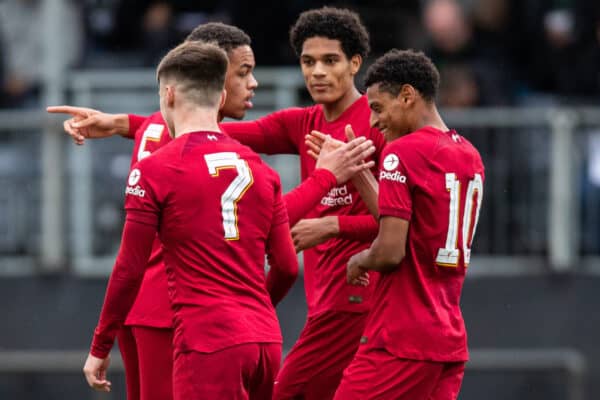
364, 49, 440, 102
289, 7, 370, 60
186, 22, 251, 53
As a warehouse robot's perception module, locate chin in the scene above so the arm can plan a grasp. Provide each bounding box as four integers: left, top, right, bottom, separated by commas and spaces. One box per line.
231, 111, 246, 120
223, 109, 245, 121
308, 91, 335, 105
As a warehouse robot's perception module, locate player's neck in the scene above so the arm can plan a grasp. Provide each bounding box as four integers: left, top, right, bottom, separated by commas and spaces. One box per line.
415, 104, 448, 133
321, 86, 361, 122
171, 106, 220, 138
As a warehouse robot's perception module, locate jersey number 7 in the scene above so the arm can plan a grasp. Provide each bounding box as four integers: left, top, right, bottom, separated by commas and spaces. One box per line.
205, 152, 254, 240
436, 173, 483, 267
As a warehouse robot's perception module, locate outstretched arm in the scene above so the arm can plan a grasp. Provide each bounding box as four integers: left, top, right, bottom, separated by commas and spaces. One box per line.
47, 105, 144, 144
221, 110, 301, 154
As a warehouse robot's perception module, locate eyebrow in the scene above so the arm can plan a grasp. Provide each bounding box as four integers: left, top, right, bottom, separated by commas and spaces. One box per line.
301, 53, 341, 59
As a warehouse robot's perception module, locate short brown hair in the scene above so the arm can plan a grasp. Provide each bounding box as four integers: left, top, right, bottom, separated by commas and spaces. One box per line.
157, 41, 228, 107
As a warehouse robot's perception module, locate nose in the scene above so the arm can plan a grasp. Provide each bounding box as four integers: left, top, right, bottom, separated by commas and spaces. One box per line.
312, 61, 326, 77
248, 72, 258, 90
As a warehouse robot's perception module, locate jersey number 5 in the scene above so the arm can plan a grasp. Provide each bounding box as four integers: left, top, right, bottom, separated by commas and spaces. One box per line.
205, 152, 254, 240
137, 124, 164, 161
436, 173, 483, 267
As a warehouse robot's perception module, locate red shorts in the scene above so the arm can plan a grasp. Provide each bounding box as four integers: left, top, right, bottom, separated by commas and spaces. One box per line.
334, 347, 465, 400
118, 326, 174, 400
172, 343, 281, 400
273, 310, 368, 400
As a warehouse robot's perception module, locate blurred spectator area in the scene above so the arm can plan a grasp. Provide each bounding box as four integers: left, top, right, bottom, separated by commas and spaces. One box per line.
0, 0, 599, 270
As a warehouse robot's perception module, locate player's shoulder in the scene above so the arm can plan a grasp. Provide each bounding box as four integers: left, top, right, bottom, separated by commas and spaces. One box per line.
240, 146, 280, 180
396, 126, 455, 153
138, 135, 180, 168
134, 111, 166, 137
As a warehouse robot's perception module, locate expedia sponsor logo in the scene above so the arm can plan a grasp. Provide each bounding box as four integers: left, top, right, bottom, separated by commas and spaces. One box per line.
128, 168, 141, 186
125, 185, 146, 198
382, 153, 399, 171
320, 185, 353, 207
379, 170, 407, 183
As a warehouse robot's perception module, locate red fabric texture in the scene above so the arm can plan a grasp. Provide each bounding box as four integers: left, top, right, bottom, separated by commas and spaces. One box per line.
172, 343, 282, 400
334, 346, 465, 400
131, 326, 174, 400
223, 96, 386, 316
273, 310, 369, 400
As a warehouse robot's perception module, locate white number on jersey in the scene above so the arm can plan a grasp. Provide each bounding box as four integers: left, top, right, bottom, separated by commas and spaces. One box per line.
205, 152, 254, 240
137, 124, 164, 161
436, 173, 483, 267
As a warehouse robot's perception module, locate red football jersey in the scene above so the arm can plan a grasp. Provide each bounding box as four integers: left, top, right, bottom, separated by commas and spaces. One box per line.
124, 111, 173, 328
124, 131, 287, 354
223, 96, 386, 315
363, 127, 485, 362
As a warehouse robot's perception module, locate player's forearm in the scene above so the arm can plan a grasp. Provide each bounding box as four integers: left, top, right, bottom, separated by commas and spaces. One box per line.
125, 114, 147, 139
90, 220, 155, 358
352, 169, 379, 218
284, 169, 337, 226
359, 247, 400, 273
359, 234, 404, 274
337, 215, 378, 242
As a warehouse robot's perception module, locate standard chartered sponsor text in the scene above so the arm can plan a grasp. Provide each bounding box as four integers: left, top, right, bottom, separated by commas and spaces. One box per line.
321, 185, 353, 207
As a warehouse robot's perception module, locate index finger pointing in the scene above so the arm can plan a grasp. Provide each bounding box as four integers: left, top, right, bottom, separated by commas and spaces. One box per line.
46, 105, 88, 117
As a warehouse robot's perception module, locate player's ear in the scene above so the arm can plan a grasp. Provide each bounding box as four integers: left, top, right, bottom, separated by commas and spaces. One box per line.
350, 54, 361, 76
399, 84, 416, 106
219, 89, 227, 110
166, 85, 175, 107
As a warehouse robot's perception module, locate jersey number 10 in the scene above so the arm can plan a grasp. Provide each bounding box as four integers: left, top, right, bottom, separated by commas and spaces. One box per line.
436, 173, 483, 267
205, 152, 254, 240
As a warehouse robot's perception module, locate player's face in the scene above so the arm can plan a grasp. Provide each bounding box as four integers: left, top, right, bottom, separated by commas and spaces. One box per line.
367, 83, 409, 141
300, 37, 360, 105
220, 45, 257, 120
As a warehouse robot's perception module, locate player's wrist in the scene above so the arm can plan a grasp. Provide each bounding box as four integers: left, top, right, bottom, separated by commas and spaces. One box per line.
324, 216, 340, 238
114, 114, 131, 137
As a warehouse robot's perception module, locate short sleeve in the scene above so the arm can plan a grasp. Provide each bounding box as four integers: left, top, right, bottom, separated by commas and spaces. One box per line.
378, 143, 414, 221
